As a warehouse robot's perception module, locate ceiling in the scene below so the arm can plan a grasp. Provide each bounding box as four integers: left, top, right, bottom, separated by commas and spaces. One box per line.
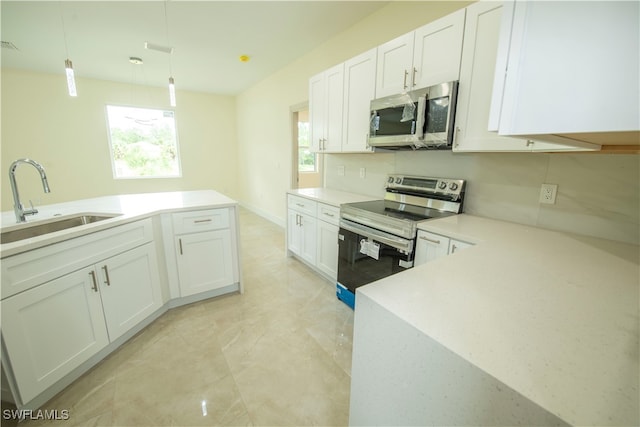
1, 1, 389, 95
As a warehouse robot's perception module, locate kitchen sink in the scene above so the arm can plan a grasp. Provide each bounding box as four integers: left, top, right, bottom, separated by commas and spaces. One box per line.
1, 214, 121, 244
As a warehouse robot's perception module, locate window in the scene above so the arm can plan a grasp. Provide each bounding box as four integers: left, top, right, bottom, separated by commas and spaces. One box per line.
105, 105, 181, 179
297, 114, 316, 172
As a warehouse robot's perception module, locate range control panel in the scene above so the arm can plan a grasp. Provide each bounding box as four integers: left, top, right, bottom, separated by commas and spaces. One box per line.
386, 174, 465, 198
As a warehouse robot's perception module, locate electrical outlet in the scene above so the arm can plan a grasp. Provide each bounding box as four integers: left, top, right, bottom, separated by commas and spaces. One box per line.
359, 167, 366, 178
539, 183, 558, 204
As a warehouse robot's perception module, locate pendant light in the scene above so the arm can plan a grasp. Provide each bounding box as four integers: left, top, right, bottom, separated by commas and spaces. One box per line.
59, 3, 77, 97
164, 1, 176, 107
64, 59, 77, 97
168, 77, 176, 107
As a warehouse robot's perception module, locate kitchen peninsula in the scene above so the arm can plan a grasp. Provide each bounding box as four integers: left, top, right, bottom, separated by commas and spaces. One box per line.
1, 190, 241, 411
350, 215, 639, 426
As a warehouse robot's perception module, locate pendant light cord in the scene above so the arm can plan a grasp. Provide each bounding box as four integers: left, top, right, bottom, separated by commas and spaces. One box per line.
59, 1, 70, 58
164, 1, 173, 75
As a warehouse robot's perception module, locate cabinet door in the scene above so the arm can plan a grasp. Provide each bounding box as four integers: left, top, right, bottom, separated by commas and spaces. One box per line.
316, 220, 339, 280
287, 209, 303, 256
449, 239, 473, 254
412, 8, 465, 90
309, 72, 325, 153
324, 64, 345, 152
414, 231, 450, 267
454, 2, 594, 153
309, 64, 344, 152
1, 267, 109, 404
375, 32, 414, 98
298, 213, 317, 266
342, 48, 377, 153
175, 230, 235, 298
453, 2, 531, 152
490, 1, 638, 138
97, 243, 162, 341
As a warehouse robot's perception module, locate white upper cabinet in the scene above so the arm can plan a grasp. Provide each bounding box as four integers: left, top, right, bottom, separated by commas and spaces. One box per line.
375, 9, 465, 97
342, 48, 377, 153
375, 32, 415, 97
309, 64, 344, 152
489, 0, 639, 147
454, 1, 594, 152
412, 9, 465, 90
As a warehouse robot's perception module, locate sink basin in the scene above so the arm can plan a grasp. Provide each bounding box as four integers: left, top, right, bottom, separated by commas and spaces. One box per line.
1, 214, 120, 244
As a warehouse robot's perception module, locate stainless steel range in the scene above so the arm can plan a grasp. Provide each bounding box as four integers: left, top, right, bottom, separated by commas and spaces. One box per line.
336, 174, 466, 308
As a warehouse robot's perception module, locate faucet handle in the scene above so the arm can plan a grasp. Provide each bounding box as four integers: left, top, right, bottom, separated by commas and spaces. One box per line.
25, 199, 38, 216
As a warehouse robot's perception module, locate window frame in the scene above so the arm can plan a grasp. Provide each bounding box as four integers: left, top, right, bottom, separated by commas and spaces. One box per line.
105, 104, 183, 180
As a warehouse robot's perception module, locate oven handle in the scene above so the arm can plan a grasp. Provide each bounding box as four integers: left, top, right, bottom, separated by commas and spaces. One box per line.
339, 219, 414, 254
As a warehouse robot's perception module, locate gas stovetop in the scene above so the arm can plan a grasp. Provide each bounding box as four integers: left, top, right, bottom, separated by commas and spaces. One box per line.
340, 175, 466, 239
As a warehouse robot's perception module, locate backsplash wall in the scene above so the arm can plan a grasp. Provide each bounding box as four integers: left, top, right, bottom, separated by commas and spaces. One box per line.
325, 152, 640, 245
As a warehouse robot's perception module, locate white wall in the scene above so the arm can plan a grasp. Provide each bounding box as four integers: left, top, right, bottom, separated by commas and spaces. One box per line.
1, 69, 238, 211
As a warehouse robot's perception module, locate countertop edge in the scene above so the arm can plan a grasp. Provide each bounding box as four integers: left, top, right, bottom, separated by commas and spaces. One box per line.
1, 190, 238, 258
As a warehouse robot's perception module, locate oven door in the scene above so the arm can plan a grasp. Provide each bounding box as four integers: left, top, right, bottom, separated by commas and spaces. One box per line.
337, 219, 414, 294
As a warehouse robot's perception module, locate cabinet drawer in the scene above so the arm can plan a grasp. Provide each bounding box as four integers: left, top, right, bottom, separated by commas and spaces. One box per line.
287, 195, 317, 217
1, 219, 153, 300
172, 209, 230, 234
317, 203, 340, 226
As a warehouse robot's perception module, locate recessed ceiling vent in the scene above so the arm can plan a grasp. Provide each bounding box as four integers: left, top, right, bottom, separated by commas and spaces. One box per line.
1, 41, 19, 50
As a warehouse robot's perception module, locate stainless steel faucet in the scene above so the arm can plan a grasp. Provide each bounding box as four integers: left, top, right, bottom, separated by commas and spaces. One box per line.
9, 158, 51, 223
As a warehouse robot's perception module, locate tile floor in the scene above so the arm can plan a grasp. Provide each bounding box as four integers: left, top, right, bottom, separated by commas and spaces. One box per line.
4, 208, 355, 426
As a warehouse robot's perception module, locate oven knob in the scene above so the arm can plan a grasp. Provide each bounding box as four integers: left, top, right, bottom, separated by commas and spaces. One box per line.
395, 177, 402, 184
449, 182, 459, 191
438, 181, 447, 190
388, 177, 394, 183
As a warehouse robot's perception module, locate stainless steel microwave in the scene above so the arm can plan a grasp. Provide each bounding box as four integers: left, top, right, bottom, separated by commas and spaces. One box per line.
368, 81, 459, 150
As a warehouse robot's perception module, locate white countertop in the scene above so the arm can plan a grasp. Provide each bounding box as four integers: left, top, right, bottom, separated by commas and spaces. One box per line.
287, 187, 377, 207
359, 214, 640, 426
1, 190, 237, 258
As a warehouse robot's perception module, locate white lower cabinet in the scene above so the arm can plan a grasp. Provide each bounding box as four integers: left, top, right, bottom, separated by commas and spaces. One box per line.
0, 219, 162, 406
287, 195, 318, 266
97, 243, 162, 341
175, 230, 235, 297
287, 194, 341, 281
1, 267, 109, 404
414, 230, 472, 267
171, 208, 239, 298
315, 202, 340, 280
449, 239, 472, 254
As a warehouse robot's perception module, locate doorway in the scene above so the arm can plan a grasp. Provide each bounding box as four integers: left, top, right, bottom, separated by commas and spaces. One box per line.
292, 105, 323, 189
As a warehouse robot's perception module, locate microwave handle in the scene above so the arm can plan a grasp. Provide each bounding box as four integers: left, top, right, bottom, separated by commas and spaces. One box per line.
415, 95, 426, 139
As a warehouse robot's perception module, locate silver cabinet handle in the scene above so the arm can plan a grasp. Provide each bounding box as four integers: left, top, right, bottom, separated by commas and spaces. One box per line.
403, 69, 409, 89
419, 236, 441, 244
451, 244, 458, 253
323, 212, 335, 217
102, 265, 111, 286
193, 219, 212, 224
179, 238, 184, 255
89, 271, 98, 292
296, 203, 305, 208
412, 67, 417, 87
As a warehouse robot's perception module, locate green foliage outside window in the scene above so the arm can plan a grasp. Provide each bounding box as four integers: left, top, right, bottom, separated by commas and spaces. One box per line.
106, 106, 181, 178
297, 121, 316, 172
